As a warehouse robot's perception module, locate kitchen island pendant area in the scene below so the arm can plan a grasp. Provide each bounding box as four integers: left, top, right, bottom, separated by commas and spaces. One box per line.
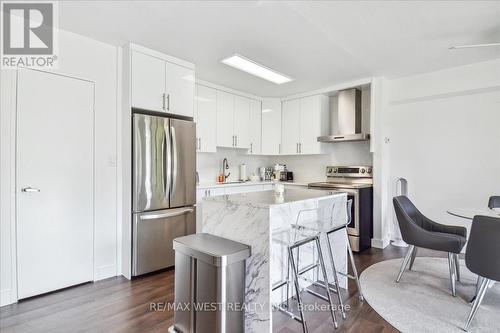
201, 189, 348, 332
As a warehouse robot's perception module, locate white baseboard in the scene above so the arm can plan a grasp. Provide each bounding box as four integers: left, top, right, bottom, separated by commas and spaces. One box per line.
94, 264, 117, 281
0, 289, 16, 307
371, 238, 390, 249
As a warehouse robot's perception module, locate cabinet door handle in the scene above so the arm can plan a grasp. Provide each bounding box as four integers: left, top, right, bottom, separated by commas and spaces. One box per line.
21, 187, 40, 193
299, 142, 302, 154
162, 93, 166, 110
250, 143, 253, 154
167, 94, 170, 111
278, 143, 281, 154
235, 136, 238, 147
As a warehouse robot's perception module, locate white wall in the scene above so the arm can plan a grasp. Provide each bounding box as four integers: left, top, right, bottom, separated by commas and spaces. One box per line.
376, 59, 500, 246
0, 29, 119, 306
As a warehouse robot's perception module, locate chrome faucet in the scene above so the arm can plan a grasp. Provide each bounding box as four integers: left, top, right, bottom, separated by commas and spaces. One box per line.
222, 158, 230, 182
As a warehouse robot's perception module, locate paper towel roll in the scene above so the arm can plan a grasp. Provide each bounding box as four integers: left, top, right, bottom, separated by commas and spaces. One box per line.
239, 164, 247, 181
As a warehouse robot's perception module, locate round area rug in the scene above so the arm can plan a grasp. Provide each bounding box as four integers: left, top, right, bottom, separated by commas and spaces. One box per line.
359, 257, 500, 333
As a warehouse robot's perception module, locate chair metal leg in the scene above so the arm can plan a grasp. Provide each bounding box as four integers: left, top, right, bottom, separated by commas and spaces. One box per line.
464, 277, 489, 331
454, 253, 461, 282
288, 247, 308, 333
408, 247, 418, 270
470, 276, 485, 303
448, 252, 457, 297
315, 238, 338, 329
325, 233, 346, 319
345, 229, 364, 301
286, 247, 290, 309
396, 245, 414, 282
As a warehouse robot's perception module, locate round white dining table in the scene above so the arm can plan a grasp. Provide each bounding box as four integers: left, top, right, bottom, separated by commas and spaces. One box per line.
447, 208, 500, 220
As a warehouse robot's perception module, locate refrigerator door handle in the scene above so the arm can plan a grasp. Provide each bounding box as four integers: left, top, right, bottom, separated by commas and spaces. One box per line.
139, 207, 194, 220
165, 119, 172, 198
171, 125, 178, 197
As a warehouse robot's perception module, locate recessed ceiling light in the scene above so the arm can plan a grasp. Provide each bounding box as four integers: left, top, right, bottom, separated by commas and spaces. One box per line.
221, 54, 293, 84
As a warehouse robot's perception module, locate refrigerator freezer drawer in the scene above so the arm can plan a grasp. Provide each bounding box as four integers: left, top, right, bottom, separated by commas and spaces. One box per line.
132, 206, 196, 276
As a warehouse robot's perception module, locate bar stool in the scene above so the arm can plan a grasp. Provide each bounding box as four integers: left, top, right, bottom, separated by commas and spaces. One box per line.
272, 208, 339, 332
294, 199, 364, 320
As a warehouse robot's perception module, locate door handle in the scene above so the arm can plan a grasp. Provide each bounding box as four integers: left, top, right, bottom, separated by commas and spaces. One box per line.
299, 142, 302, 154
21, 187, 40, 193
250, 143, 253, 154
140, 207, 194, 220
171, 126, 178, 197
167, 94, 170, 111
162, 93, 166, 110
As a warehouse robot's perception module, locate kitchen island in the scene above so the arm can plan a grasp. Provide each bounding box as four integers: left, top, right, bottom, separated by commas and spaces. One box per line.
201, 188, 348, 333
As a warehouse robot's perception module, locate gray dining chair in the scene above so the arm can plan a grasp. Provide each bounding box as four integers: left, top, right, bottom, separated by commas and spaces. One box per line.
487, 196, 500, 209
464, 215, 500, 331
393, 196, 467, 296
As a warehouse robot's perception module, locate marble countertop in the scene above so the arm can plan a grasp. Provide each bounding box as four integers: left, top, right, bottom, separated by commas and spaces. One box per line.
203, 188, 346, 208
197, 180, 310, 189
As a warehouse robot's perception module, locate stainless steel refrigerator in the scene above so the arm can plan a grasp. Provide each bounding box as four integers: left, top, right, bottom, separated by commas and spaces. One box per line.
132, 113, 196, 276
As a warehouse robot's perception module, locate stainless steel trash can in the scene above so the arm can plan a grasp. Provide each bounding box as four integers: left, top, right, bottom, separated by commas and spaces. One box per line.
173, 233, 251, 333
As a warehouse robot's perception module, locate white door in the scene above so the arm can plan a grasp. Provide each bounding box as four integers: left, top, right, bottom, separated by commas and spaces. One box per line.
16, 68, 94, 299
165, 62, 194, 117
131, 51, 166, 112
248, 99, 262, 154
195, 84, 217, 152
233, 95, 250, 148
261, 99, 282, 155
216, 90, 234, 147
300, 95, 324, 154
281, 99, 300, 155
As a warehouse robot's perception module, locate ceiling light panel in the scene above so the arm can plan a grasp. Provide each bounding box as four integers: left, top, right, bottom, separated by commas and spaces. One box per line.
221, 54, 293, 84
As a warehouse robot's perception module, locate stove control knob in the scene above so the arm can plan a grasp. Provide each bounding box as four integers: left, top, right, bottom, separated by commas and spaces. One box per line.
367, 167, 372, 173
327, 168, 333, 174
361, 168, 366, 174
333, 168, 338, 173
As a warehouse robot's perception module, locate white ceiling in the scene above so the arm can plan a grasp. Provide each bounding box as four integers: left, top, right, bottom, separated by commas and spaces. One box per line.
58, 1, 500, 97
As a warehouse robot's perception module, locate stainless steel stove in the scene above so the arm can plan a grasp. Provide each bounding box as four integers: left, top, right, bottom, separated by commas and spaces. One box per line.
308, 166, 373, 252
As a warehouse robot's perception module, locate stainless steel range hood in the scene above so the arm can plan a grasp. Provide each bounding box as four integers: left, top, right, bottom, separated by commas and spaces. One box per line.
318, 88, 370, 143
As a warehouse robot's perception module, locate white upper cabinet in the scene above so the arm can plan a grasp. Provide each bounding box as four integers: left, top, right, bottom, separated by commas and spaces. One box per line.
299, 95, 329, 154
281, 95, 329, 155
261, 99, 282, 155
216, 90, 235, 148
233, 95, 250, 149
248, 99, 262, 154
165, 62, 194, 118
130, 47, 194, 117
281, 99, 301, 154
195, 84, 217, 152
215, 90, 258, 150
131, 52, 165, 112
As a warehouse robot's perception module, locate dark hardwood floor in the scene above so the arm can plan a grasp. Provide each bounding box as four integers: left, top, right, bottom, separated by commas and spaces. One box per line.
0, 245, 448, 333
